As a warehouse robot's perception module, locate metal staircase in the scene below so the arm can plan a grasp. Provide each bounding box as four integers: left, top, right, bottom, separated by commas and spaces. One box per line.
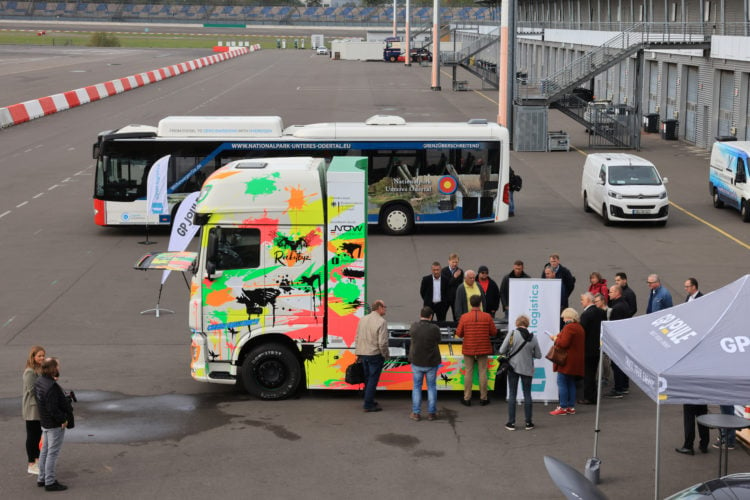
441, 28, 500, 89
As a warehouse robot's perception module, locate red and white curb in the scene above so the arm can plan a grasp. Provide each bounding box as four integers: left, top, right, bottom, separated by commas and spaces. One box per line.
0, 44, 260, 128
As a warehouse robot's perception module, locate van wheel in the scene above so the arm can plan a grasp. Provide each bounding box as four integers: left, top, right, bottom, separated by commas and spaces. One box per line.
241, 343, 301, 400
712, 188, 724, 208
602, 204, 612, 226
583, 192, 592, 213
742, 200, 750, 222
381, 205, 414, 235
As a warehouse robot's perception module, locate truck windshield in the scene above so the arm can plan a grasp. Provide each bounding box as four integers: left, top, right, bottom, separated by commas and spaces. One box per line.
608, 165, 661, 186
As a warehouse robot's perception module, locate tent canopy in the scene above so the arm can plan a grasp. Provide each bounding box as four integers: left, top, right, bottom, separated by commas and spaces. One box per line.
601, 274, 750, 405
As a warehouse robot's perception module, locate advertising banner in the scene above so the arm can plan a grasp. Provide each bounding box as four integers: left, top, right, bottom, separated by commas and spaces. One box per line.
146, 154, 170, 221
508, 278, 562, 402
161, 191, 200, 285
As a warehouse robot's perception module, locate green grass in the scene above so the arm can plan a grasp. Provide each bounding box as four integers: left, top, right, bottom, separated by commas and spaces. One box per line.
0, 30, 286, 50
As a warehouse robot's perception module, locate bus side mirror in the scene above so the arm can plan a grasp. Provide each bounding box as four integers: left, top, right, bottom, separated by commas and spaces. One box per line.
92, 143, 100, 160
205, 227, 219, 280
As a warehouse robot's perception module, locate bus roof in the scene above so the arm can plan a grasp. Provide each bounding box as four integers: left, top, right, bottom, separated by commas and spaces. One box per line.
157, 116, 284, 138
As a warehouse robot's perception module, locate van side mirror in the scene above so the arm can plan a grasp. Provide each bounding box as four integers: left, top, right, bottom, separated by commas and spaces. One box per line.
662, 177, 668, 184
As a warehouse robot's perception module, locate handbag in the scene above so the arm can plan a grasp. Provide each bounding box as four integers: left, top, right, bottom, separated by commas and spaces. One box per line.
545, 344, 568, 366
345, 359, 365, 385
496, 331, 530, 375
64, 390, 76, 429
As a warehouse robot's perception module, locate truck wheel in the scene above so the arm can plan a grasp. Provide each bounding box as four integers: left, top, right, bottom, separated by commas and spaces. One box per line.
602, 204, 612, 226
389, 55, 397, 62
241, 343, 301, 400
742, 200, 750, 222
712, 188, 724, 208
381, 204, 414, 235
583, 192, 592, 212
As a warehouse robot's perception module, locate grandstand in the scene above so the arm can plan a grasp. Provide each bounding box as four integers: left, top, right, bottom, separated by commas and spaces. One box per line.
0, 1, 497, 26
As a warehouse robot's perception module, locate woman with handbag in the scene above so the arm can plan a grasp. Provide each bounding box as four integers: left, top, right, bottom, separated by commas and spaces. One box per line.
499, 315, 541, 430
548, 308, 585, 416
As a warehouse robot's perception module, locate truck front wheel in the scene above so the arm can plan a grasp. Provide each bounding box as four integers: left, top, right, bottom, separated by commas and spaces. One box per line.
241, 343, 301, 400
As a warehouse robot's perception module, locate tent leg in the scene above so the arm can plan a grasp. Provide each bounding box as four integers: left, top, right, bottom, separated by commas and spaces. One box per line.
593, 351, 604, 458
654, 403, 661, 500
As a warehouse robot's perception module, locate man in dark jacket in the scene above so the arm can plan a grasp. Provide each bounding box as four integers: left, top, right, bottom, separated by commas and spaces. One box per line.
441, 253, 464, 321
34, 358, 72, 491
541, 254, 576, 308
476, 265, 501, 318
579, 292, 606, 404
408, 307, 442, 421
605, 285, 633, 399
420, 261, 449, 321
614, 272, 637, 316
499, 260, 530, 318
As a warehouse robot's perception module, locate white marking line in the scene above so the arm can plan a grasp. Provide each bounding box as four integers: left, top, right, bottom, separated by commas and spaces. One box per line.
62, 177, 72, 183
2, 316, 15, 328
0, 210, 10, 218
48, 184, 59, 191
33, 193, 44, 199
16, 201, 28, 208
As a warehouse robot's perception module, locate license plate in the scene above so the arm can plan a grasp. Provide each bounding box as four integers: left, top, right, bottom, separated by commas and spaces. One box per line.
632, 209, 651, 215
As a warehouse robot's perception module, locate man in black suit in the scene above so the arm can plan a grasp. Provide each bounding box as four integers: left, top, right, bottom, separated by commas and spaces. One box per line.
441, 253, 464, 321
676, 277, 708, 455
605, 285, 633, 399
540, 254, 575, 308
420, 261, 449, 321
579, 292, 606, 404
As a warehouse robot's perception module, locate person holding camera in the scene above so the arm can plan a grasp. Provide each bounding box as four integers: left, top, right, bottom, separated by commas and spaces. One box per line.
499, 315, 541, 431
34, 357, 73, 492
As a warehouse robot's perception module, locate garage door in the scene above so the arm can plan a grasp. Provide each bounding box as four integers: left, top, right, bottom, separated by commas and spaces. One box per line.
718, 70, 734, 137
648, 61, 658, 113
665, 63, 678, 119
685, 66, 698, 143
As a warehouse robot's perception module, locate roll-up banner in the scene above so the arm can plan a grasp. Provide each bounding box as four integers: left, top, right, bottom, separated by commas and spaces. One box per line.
508, 278, 562, 402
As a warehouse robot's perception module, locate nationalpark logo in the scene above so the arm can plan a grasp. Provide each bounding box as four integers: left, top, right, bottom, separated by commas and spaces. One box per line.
650, 313, 698, 345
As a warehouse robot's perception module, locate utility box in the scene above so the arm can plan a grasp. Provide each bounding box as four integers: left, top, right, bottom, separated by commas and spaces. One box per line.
548, 131, 570, 152
453, 80, 469, 91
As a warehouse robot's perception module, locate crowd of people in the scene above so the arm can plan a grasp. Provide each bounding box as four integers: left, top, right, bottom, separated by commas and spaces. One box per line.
359, 252, 740, 453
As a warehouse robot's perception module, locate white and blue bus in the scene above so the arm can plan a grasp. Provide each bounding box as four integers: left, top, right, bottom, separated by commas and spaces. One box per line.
93, 114, 510, 235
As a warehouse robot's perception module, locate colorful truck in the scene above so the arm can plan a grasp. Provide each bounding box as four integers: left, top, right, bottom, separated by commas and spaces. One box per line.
137, 156, 502, 399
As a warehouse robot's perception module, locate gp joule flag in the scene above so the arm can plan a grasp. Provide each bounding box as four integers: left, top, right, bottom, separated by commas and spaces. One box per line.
146, 155, 170, 220
161, 191, 200, 285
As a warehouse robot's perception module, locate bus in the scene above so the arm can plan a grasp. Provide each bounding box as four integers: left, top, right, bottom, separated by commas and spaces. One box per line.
93, 115, 510, 235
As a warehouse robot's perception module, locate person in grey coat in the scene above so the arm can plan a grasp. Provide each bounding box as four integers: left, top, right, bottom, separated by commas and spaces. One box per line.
499, 315, 541, 430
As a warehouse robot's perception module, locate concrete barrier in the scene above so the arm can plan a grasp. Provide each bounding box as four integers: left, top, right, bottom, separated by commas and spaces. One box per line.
0, 46, 256, 129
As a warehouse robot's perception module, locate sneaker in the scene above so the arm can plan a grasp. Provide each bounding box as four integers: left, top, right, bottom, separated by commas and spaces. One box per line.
605, 390, 624, 399
427, 413, 436, 421
566, 407, 576, 415
28, 463, 39, 475
712, 441, 736, 450
409, 412, 421, 421
525, 422, 535, 430
45, 482, 68, 492
549, 406, 567, 416
505, 422, 516, 431
621, 389, 630, 394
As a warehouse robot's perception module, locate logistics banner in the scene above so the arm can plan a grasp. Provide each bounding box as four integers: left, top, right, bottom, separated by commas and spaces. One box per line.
508, 278, 562, 402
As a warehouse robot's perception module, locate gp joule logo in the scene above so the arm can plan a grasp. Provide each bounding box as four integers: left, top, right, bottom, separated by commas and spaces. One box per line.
720, 336, 750, 354
650, 313, 698, 345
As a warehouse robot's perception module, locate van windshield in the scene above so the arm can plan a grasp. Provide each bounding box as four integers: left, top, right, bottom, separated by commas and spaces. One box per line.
608, 165, 661, 186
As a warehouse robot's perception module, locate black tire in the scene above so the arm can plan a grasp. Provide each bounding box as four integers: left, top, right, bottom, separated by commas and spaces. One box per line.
713, 188, 724, 208
241, 343, 301, 400
742, 200, 750, 222
602, 204, 612, 226
583, 192, 592, 213
389, 55, 397, 62
380, 204, 414, 235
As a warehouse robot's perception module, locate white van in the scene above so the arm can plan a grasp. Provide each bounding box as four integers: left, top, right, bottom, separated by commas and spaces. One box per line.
709, 141, 750, 222
581, 153, 669, 225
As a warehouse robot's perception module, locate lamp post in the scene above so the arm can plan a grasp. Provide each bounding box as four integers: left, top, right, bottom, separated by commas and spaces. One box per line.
431, 0, 441, 90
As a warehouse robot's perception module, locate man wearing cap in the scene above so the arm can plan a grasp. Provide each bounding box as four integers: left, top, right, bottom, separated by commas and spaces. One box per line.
476, 265, 501, 318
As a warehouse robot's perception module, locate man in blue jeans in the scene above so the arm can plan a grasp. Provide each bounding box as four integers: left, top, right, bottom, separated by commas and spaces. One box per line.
355, 300, 389, 412
408, 306, 442, 421
34, 357, 72, 491
714, 405, 738, 450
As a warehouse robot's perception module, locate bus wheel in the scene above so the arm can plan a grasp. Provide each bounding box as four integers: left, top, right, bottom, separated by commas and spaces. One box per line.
381, 205, 414, 235
241, 343, 301, 400
712, 188, 724, 208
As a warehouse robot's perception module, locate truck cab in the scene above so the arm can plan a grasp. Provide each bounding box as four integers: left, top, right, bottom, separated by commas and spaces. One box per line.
709, 140, 750, 222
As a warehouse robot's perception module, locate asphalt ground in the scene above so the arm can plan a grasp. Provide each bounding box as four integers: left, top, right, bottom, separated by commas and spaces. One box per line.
0, 41, 748, 499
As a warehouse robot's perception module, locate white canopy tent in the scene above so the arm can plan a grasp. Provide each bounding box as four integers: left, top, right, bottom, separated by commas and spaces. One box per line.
595, 274, 750, 499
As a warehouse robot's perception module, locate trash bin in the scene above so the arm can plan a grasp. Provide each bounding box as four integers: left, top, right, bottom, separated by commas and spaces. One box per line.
715, 135, 737, 142
661, 119, 678, 140
643, 113, 659, 133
